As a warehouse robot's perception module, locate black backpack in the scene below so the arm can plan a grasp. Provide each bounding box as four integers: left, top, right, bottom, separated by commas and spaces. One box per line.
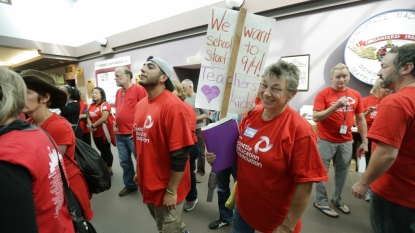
71, 138, 111, 194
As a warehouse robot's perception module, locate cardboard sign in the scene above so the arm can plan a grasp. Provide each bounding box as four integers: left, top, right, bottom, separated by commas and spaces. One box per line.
195, 7, 239, 110
196, 7, 275, 114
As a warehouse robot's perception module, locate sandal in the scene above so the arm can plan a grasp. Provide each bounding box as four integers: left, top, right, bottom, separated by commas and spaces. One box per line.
331, 199, 350, 214
314, 203, 339, 218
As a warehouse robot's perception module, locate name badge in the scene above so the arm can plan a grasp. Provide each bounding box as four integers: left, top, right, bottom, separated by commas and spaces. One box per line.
243, 127, 258, 138
340, 124, 348, 134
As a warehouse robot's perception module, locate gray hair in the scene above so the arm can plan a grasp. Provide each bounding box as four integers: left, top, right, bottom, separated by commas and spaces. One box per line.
182, 79, 193, 87
389, 43, 415, 77
262, 59, 300, 97
370, 78, 383, 95
0, 66, 27, 124
117, 66, 133, 79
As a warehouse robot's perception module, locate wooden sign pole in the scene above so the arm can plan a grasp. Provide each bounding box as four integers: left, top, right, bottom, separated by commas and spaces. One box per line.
219, 8, 247, 120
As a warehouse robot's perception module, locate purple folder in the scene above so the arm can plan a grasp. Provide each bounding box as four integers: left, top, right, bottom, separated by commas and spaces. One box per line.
201, 118, 239, 172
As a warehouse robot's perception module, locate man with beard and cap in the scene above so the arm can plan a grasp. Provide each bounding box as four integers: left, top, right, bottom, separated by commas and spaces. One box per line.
132, 56, 193, 233
313, 63, 368, 218
113, 66, 146, 197
352, 43, 415, 233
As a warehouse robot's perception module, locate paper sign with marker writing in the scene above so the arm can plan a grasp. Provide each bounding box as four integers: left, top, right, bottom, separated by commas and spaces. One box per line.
228, 13, 275, 114
195, 7, 238, 110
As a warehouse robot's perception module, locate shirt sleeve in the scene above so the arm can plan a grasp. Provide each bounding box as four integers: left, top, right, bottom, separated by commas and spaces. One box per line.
47, 121, 74, 147
0, 162, 38, 233
368, 102, 407, 149
166, 104, 194, 152
313, 91, 325, 111
289, 127, 328, 183
355, 93, 365, 114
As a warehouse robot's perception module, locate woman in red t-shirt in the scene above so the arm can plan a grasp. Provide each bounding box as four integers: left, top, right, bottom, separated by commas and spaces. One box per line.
87, 87, 114, 174
20, 69, 93, 221
207, 61, 328, 233
362, 78, 391, 163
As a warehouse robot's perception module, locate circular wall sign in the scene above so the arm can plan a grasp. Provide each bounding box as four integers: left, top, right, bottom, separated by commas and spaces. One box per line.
344, 9, 415, 85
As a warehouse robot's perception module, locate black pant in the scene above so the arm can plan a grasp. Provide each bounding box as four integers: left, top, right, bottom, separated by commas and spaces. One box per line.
93, 137, 113, 167
82, 132, 91, 146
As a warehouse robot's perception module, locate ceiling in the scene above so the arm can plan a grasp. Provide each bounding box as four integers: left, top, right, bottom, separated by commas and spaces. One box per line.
0, 0, 222, 72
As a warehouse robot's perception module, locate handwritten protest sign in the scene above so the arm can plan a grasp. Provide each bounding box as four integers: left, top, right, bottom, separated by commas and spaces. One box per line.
196, 7, 275, 114
228, 13, 274, 114
195, 7, 238, 110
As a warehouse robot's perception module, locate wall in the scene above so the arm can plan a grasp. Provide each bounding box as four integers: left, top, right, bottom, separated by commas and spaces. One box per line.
44, 0, 415, 111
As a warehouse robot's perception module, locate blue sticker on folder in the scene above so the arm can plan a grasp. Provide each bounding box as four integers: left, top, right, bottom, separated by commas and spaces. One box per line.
243, 127, 257, 138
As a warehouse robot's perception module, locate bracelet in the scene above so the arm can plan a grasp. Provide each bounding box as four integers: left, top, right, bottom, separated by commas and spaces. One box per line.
166, 188, 176, 195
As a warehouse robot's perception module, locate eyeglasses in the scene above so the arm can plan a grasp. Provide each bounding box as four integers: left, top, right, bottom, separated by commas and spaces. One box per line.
0, 84, 3, 101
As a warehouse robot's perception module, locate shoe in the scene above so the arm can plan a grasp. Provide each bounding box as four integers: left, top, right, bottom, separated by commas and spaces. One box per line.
184, 199, 198, 212
208, 219, 230, 229
184, 230, 189, 233
331, 199, 350, 214
196, 174, 204, 183
118, 186, 137, 197
109, 170, 113, 176
365, 190, 371, 202
314, 203, 339, 218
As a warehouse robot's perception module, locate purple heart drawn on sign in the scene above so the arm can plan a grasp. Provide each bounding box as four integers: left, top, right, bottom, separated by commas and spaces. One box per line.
201, 85, 220, 103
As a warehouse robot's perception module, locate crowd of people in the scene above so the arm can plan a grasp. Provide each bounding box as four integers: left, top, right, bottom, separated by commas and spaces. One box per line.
0, 43, 414, 233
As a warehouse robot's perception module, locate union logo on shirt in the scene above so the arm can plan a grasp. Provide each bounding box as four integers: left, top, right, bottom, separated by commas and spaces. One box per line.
254, 136, 273, 153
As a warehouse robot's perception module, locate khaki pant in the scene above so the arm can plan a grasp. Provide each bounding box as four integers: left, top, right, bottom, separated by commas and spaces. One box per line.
147, 201, 186, 233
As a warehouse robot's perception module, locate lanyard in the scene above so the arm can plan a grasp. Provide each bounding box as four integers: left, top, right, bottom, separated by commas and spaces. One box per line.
332, 87, 348, 123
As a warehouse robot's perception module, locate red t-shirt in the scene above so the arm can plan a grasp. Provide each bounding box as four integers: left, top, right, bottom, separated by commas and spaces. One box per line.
236, 106, 328, 233
133, 90, 194, 206
368, 86, 415, 209
88, 102, 112, 138
115, 84, 147, 134
0, 128, 74, 233
314, 87, 365, 142
36, 113, 93, 220
362, 94, 381, 132
78, 99, 90, 134
183, 101, 198, 143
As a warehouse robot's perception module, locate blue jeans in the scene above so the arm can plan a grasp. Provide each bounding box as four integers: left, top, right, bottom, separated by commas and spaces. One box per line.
231, 205, 255, 233
370, 191, 415, 233
217, 163, 237, 223
115, 134, 137, 189
186, 143, 199, 202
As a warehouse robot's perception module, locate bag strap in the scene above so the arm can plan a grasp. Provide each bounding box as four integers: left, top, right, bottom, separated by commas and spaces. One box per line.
40, 129, 77, 219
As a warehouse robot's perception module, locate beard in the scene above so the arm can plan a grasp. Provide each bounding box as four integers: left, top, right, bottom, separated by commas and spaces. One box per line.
139, 75, 160, 89
381, 70, 400, 88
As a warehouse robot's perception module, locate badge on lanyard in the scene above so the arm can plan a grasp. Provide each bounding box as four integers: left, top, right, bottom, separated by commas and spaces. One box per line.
340, 122, 348, 134
243, 127, 258, 138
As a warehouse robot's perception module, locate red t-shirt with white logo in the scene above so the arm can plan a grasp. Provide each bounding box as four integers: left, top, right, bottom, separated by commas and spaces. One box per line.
88, 102, 111, 138
115, 84, 147, 134
0, 128, 74, 233
362, 94, 381, 132
368, 86, 415, 209
236, 105, 328, 233
314, 87, 365, 142
132, 90, 194, 206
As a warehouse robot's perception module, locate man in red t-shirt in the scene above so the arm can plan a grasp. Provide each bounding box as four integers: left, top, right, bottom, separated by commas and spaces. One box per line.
313, 63, 368, 218
352, 43, 415, 233
114, 66, 147, 197
133, 56, 193, 233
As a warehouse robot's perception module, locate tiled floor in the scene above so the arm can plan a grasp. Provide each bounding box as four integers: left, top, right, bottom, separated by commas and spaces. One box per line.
90, 146, 371, 233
